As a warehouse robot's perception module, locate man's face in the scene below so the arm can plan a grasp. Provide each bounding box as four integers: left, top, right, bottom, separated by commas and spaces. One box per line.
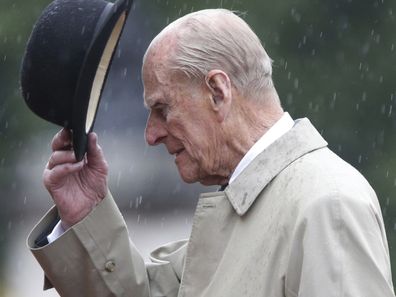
143, 62, 222, 185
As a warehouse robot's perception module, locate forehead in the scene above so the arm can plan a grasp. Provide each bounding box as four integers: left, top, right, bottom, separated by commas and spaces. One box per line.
142, 43, 173, 106
143, 30, 182, 106
142, 62, 171, 108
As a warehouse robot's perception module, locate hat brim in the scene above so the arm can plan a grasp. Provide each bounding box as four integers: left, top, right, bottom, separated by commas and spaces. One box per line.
72, 0, 132, 161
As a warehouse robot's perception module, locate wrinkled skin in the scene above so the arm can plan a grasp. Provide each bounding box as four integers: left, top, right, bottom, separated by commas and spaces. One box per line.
44, 32, 282, 228
43, 129, 108, 229
143, 67, 231, 186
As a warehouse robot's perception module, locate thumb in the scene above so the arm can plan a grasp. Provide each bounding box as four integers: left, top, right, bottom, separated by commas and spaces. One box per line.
86, 132, 108, 171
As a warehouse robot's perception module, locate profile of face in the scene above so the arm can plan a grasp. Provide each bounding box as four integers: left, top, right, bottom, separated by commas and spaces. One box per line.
143, 62, 227, 185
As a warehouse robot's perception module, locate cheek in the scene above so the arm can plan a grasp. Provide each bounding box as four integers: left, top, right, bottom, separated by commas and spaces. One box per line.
176, 153, 200, 183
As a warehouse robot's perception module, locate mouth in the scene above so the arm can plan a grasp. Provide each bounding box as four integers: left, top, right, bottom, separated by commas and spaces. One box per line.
175, 148, 185, 156
169, 148, 185, 156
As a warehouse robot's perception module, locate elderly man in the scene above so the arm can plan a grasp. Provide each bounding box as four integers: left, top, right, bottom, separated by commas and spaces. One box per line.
28, 9, 394, 297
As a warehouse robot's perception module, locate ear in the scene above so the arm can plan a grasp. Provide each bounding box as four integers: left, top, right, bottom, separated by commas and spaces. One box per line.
205, 70, 232, 122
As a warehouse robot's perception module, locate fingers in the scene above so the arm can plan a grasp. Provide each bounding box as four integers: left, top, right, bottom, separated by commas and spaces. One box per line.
86, 132, 108, 172
43, 161, 84, 188
51, 128, 72, 151
46, 150, 77, 170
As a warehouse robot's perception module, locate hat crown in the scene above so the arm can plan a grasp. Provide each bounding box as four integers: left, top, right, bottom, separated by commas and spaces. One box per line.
21, 0, 111, 127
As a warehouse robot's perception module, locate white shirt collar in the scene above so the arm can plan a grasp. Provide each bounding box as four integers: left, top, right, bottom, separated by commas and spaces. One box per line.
229, 112, 294, 184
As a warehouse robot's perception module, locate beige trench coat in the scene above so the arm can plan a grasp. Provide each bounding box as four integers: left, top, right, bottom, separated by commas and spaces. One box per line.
28, 118, 395, 297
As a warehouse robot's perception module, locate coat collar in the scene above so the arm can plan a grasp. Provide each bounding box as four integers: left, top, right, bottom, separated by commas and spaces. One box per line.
224, 118, 328, 216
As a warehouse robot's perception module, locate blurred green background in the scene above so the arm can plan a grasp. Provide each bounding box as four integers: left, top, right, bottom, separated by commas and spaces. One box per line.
1, 0, 396, 295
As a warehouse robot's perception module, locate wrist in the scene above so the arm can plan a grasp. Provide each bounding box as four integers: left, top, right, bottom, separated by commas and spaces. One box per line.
60, 195, 104, 229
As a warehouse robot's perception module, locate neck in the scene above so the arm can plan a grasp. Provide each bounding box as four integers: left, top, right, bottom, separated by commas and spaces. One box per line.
219, 95, 284, 183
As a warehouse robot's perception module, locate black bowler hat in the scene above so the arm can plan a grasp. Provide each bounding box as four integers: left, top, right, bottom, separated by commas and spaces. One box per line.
20, 0, 132, 161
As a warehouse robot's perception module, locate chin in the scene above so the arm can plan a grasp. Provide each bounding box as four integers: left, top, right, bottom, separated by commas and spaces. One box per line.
176, 166, 199, 184
176, 161, 201, 184
179, 173, 199, 184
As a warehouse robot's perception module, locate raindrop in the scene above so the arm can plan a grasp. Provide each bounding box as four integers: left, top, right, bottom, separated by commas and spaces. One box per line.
356, 103, 360, 110
357, 155, 362, 163
116, 171, 121, 186
293, 78, 299, 89
123, 67, 128, 77
362, 92, 367, 101
290, 8, 301, 23
330, 93, 337, 109
286, 93, 293, 105
161, 217, 165, 229
135, 196, 142, 209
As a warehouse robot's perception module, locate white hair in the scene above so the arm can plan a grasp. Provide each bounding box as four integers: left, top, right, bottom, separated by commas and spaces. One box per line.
148, 9, 275, 100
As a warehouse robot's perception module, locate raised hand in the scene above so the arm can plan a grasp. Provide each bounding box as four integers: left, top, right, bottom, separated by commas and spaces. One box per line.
43, 129, 109, 229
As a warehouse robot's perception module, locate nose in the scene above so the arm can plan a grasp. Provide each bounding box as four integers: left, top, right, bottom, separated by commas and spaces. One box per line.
145, 112, 167, 146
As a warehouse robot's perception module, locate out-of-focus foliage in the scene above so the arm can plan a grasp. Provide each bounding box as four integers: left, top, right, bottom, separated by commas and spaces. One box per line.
1, 0, 396, 291
0, 0, 51, 287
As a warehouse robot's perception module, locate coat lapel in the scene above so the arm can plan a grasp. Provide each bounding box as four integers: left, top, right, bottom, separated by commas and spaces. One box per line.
225, 118, 328, 216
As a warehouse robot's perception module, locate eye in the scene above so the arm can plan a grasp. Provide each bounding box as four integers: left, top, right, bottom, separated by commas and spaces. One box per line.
153, 103, 169, 120
162, 105, 170, 118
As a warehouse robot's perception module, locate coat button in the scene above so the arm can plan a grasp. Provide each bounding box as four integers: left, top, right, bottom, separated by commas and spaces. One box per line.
105, 260, 116, 272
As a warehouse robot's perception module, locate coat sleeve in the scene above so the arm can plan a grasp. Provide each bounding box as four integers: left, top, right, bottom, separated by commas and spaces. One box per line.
285, 191, 395, 297
27, 191, 186, 297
